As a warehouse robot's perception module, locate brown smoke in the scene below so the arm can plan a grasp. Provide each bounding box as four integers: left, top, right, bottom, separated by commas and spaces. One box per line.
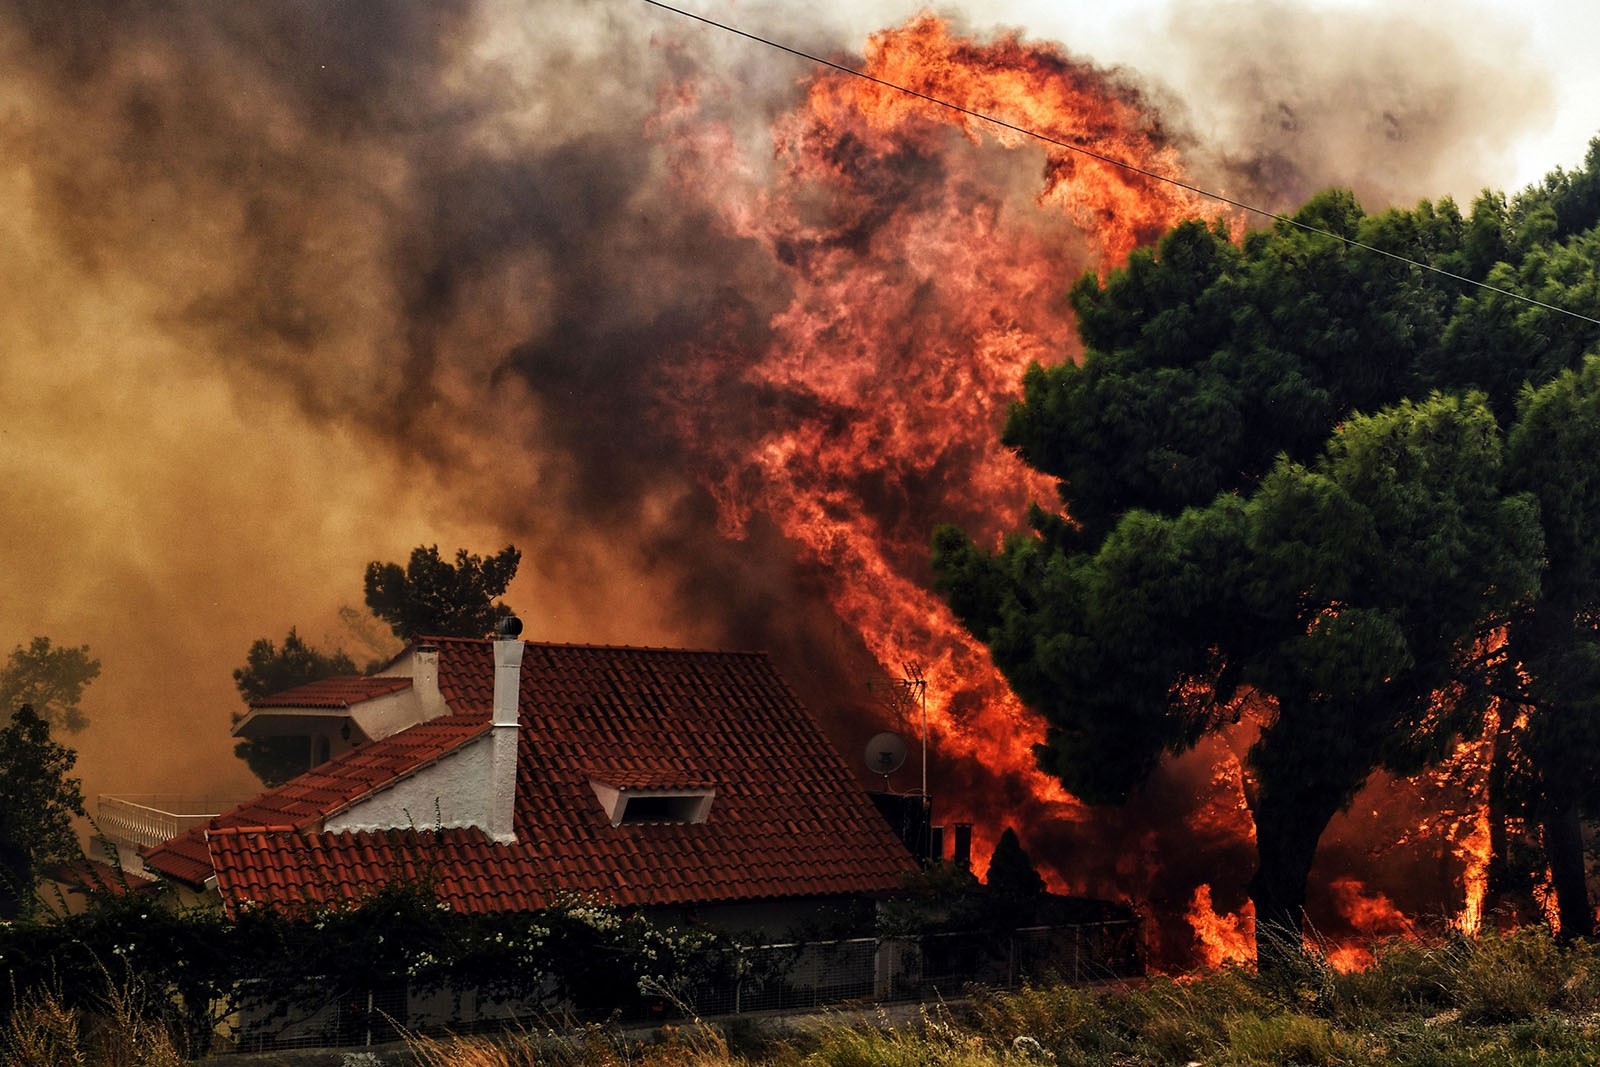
0, 1, 1562, 950
1133, 0, 1553, 210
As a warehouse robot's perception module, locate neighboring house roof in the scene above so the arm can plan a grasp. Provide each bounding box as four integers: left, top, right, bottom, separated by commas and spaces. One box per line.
41, 858, 158, 897
146, 639, 914, 915
248, 675, 413, 709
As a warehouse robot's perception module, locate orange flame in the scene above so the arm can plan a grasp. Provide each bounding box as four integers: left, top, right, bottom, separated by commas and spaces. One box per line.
1316, 876, 1415, 970
1455, 804, 1492, 937
1187, 884, 1255, 969
653, 15, 1224, 885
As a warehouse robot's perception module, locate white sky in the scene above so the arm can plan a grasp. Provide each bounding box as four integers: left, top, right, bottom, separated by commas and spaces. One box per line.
816, 0, 1600, 195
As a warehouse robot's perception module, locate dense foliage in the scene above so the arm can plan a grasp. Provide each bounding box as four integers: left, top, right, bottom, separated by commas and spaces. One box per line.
0, 636, 100, 734
19, 922, 1600, 1066
935, 141, 1600, 956
364, 543, 522, 641
0, 877, 725, 1056
0, 705, 86, 920
230, 627, 360, 785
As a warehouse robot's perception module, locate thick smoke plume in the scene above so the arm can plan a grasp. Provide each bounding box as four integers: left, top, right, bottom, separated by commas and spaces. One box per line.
0, 0, 1559, 963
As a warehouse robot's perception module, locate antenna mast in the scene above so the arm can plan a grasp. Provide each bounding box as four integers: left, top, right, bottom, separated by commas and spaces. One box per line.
901, 663, 927, 799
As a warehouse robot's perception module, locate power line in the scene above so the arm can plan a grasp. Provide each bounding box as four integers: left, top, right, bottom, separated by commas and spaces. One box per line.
639, 0, 1600, 328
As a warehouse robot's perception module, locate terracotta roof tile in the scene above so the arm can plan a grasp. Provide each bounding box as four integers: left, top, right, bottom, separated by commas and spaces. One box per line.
42, 858, 157, 896
145, 715, 489, 886
171, 640, 915, 913
250, 675, 413, 709
142, 830, 215, 886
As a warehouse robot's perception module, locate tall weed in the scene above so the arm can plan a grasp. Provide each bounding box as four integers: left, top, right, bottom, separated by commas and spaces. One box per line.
2, 978, 184, 1067
1451, 927, 1571, 1023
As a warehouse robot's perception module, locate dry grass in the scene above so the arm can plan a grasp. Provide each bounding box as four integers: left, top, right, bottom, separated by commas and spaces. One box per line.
406, 1020, 737, 1067
3, 979, 184, 1067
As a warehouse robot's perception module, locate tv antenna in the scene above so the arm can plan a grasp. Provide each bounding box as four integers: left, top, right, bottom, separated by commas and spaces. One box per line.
866, 664, 931, 798
902, 663, 928, 799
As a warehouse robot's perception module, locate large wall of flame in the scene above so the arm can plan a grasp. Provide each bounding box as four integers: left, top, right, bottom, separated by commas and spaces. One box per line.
0, 0, 1566, 961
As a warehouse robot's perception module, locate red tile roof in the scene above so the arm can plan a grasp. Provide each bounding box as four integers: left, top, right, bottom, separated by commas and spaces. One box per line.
205, 827, 545, 913
42, 858, 158, 896
249, 675, 413, 709
149, 640, 915, 914
145, 715, 490, 883
143, 830, 215, 886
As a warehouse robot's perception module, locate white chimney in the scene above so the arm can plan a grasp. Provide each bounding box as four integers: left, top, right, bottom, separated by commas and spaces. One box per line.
488, 617, 525, 843
412, 645, 447, 720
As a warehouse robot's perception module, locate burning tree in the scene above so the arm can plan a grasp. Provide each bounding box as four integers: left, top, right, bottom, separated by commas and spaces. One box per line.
935, 180, 1600, 963
1496, 356, 1600, 939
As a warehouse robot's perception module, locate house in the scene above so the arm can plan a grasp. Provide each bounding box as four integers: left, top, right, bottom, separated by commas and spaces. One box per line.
144, 626, 917, 935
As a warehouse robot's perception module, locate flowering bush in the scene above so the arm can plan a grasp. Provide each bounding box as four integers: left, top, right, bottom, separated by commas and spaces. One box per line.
0, 874, 730, 1048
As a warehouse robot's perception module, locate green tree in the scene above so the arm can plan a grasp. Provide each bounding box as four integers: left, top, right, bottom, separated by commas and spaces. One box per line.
363, 544, 521, 642
940, 393, 1540, 960
0, 637, 101, 733
231, 628, 357, 787
0, 705, 85, 919
928, 180, 1600, 961
1495, 355, 1600, 938
985, 826, 1045, 913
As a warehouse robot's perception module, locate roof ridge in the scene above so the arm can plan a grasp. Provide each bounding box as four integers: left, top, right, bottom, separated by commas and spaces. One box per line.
425, 635, 775, 657
248, 674, 414, 709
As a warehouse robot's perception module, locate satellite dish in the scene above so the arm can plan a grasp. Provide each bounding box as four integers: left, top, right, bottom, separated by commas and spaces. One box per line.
865, 731, 908, 777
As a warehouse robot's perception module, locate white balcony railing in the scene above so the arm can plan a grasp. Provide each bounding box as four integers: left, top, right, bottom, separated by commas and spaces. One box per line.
93, 794, 241, 874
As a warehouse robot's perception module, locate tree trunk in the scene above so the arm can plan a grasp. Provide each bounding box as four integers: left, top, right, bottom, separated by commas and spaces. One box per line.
0, 838, 29, 920
1543, 802, 1593, 941
1248, 778, 1350, 969
1487, 707, 1517, 898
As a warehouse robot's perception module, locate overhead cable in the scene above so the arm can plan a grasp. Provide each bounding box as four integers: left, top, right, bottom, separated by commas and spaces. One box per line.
640, 0, 1600, 328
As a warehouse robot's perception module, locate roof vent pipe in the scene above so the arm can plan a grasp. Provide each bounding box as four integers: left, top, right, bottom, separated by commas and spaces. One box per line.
488, 615, 525, 842
492, 615, 524, 728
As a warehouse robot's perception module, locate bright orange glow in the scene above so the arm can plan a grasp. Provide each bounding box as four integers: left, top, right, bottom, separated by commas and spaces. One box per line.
1317, 876, 1414, 968
1533, 873, 1562, 935
1455, 804, 1492, 937
1326, 876, 1414, 938
1187, 884, 1255, 969
1325, 946, 1373, 973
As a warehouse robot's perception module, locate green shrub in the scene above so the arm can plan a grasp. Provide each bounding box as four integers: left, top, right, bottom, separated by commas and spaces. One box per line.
966, 981, 1126, 1059
1329, 938, 1457, 1024
1215, 1011, 1360, 1067
803, 1009, 1005, 1067
1452, 928, 1569, 1023
1114, 969, 1278, 1063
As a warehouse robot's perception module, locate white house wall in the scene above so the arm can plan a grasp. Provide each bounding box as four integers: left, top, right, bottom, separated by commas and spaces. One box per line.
325, 734, 494, 834
349, 688, 435, 742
